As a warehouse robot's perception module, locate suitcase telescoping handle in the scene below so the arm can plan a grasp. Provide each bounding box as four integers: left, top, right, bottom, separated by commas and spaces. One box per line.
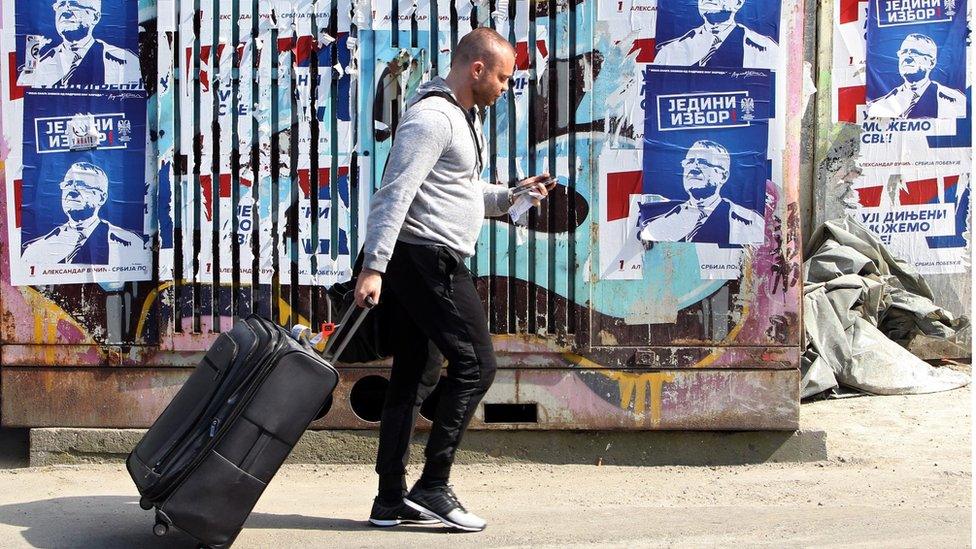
320, 295, 376, 362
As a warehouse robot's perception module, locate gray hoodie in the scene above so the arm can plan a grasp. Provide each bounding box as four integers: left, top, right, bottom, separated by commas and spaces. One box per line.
361, 77, 511, 273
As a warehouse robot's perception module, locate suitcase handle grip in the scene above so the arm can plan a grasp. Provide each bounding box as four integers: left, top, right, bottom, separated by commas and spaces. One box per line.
320, 296, 375, 362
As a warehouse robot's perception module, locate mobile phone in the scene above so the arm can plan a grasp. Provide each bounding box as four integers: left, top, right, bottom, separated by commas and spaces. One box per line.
512, 177, 558, 197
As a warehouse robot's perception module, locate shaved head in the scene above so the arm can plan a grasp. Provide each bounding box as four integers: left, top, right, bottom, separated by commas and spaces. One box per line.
451, 27, 515, 69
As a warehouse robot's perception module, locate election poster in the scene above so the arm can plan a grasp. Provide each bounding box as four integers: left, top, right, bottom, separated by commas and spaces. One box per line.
2, 0, 150, 286
830, 0, 972, 273
13, 89, 150, 285
598, 148, 645, 280
847, 109, 972, 273
639, 66, 771, 245
14, 0, 142, 90
865, 0, 968, 118
653, 0, 781, 70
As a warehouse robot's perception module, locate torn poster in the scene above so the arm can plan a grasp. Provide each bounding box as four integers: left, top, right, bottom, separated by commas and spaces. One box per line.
12, 89, 150, 285
639, 65, 771, 245
865, 0, 968, 119
598, 147, 645, 280
832, 0, 869, 123
849, 112, 972, 274
653, 0, 781, 69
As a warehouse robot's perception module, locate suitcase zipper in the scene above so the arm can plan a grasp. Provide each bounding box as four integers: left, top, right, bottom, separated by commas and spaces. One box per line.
144, 322, 277, 497
149, 371, 226, 472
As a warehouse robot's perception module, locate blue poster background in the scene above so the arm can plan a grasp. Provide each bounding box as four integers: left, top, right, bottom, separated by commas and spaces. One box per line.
20, 89, 148, 254
643, 66, 771, 206
866, 0, 968, 102
655, 0, 781, 50
15, 0, 141, 88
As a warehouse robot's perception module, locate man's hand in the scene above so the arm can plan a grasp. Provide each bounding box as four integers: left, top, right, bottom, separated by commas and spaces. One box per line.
354, 268, 383, 308
512, 173, 557, 207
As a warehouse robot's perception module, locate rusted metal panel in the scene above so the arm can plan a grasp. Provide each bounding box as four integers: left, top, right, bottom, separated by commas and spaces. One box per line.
0, 342, 797, 369
2, 367, 798, 430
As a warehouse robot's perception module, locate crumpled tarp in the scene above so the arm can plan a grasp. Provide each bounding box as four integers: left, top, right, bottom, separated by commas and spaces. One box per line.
801, 218, 971, 398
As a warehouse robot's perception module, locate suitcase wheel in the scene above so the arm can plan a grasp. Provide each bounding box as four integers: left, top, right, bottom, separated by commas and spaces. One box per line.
139, 496, 153, 511
153, 519, 168, 537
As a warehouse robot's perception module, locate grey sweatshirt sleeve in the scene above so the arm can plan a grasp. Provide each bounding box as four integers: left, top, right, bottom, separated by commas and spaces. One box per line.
481, 182, 512, 218
361, 109, 453, 273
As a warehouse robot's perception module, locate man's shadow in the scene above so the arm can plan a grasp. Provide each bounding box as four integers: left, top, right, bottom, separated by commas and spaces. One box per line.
0, 495, 379, 548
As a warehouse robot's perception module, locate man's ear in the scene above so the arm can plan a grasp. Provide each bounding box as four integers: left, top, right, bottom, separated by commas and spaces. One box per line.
471, 60, 485, 79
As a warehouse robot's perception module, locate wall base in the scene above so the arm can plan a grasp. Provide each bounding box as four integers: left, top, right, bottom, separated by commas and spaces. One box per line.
28, 427, 827, 468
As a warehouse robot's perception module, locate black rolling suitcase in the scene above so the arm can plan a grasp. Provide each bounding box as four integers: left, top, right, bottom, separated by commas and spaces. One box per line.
127, 301, 372, 548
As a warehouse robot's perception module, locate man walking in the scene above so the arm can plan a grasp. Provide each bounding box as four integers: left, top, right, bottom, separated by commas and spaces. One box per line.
354, 27, 553, 532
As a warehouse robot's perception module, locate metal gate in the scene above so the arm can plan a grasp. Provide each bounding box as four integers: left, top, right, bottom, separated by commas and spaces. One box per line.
0, 0, 803, 430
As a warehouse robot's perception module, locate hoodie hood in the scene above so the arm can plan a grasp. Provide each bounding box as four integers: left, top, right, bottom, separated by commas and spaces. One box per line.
405, 76, 457, 110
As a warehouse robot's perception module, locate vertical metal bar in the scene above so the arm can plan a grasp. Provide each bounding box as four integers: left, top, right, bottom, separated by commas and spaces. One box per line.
211, 0, 227, 331
231, 0, 248, 319
478, 0, 498, 325
309, 1, 323, 326
192, 0, 203, 333
392, 0, 400, 47
256, 0, 274, 320
353, 0, 373, 264
506, 0, 522, 334
566, 0, 577, 336
287, 3, 301, 328
178, 0, 194, 333
156, 0, 178, 346
173, 0, 187, 334
270, 9, 282, 324
550, 0, 568, 334
330, 0, 340, 263
532, 0, 552, 335
251, 0, 264, 317
513, 0, 530, 334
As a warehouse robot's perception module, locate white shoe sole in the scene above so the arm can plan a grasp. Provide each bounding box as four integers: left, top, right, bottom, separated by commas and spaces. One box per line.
368, 518, 401, 527
369, 516, 440, 527
403, 498, 486, 532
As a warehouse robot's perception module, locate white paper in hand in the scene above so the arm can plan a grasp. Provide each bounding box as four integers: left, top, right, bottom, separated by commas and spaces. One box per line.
508, 191, 543, 226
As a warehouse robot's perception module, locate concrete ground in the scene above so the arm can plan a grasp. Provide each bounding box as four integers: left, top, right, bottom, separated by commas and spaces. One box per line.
0, 384, 970, 548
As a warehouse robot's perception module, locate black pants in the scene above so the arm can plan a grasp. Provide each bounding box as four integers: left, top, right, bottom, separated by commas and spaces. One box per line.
374, 241, 497, 499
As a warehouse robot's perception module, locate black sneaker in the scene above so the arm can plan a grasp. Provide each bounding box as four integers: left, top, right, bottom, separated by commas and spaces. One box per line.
368, 496, 439, 527
403, 484, 486, 532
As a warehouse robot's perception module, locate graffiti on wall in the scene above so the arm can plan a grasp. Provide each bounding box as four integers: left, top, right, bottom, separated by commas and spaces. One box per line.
0, 0, 804, 428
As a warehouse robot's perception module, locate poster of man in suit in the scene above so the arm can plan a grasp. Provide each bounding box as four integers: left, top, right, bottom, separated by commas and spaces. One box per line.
654, 0, 781, 69
639, 66, 772, 246
21, 161, 146, 265
10, 88, 150, 285
866, 0, 968, 119
16, 0, 142, 89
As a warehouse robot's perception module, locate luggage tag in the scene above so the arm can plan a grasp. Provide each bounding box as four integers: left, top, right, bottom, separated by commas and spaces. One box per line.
290, 323, 337, 353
